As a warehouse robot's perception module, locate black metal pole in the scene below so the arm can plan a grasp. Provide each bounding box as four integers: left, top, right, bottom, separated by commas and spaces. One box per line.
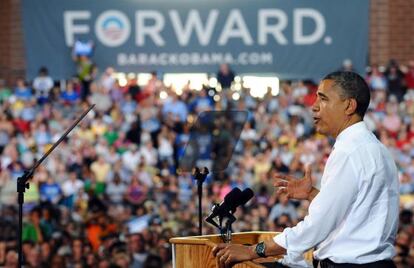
16, 104, 94, 268
17, 190, 24, 267
192, 167, 209, 236
197, 179, 203, 235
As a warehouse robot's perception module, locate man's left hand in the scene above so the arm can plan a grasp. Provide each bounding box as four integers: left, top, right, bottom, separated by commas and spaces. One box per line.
212, 243, 257, 268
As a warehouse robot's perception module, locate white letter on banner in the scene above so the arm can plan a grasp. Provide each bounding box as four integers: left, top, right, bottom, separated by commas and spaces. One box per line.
218, 9, 253, 46
169, 9, 219, 46
258, 9, 288, 45
64, 11, 91, 46
136, 11, 165, 46
294, 8, 326, 45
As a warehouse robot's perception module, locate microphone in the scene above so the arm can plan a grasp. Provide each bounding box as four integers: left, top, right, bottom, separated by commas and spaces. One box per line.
205, 187, 242, 228
205, 187, 255, 228
209, 187, 242, 218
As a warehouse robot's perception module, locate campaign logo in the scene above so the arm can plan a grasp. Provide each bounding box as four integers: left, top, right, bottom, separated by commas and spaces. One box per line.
95, 10, 131, 47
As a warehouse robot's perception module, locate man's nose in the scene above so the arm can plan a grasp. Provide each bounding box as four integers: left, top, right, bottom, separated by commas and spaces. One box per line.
312, 100, 319, 112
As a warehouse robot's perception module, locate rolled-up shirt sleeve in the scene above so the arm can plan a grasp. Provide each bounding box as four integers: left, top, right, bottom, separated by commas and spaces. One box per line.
273, 151, 359, 253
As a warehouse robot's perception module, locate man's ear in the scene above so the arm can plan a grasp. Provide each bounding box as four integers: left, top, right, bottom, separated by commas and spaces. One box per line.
345, 98, 357, 115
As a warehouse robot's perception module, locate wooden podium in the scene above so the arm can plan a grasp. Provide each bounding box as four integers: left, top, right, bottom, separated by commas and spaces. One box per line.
170, 231, 282, 268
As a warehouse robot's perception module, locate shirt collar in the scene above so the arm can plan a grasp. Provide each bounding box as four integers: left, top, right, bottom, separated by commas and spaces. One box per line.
334, 121, 367, 146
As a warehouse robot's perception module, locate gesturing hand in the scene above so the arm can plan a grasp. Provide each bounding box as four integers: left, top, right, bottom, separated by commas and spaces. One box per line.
273, 165, 314, 200
212, 243, 256, 268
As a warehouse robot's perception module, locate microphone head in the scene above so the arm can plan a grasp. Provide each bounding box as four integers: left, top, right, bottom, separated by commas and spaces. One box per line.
239, 188, 254, 206
226, 188, 254, 213
221, 187, 242, 211
224, 187, 242, 201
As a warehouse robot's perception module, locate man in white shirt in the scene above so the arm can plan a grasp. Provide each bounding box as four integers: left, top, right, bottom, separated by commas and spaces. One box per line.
32, 67, 54, 102
213, 71, 399, 268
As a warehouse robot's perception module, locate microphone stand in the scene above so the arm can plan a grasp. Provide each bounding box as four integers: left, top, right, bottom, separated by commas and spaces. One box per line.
224, 219, 233, 243
192, 167, 209, 236
16, 104, 95, 268
220, 213, 236, 243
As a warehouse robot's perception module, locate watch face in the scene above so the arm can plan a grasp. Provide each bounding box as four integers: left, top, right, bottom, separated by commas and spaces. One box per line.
256, 242, 266, 257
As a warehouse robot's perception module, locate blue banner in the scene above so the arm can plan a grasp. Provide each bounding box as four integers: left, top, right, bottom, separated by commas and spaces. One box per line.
21, 0, 369, 80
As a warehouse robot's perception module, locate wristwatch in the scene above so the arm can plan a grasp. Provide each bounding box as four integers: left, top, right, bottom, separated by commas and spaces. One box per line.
255, 241, 266, 258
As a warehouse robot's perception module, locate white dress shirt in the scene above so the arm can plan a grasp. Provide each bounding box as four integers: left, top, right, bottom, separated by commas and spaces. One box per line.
274, 121, 399, 266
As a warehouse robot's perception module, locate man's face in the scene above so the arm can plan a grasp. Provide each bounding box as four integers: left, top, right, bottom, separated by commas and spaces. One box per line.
128, 234, 144, 253
312, 79, 350, 138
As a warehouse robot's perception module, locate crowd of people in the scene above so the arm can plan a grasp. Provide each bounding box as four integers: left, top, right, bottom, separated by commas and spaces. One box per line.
0, 59, 413, 268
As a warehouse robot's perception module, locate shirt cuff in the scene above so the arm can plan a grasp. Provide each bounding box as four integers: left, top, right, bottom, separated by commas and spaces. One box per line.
273, 232, 287, 249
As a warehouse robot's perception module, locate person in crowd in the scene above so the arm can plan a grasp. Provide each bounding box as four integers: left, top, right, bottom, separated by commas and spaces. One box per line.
385, 60, 406, 102
13, 78, 32, 102
217, 63, 235, 90
32, 67, 54, 104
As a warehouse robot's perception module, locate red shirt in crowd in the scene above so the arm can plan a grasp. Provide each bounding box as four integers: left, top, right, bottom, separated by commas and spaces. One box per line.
405, 67, 414, 89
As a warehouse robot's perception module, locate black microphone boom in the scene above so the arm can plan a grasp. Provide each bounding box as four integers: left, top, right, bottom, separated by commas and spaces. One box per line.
16, 104, 95, 268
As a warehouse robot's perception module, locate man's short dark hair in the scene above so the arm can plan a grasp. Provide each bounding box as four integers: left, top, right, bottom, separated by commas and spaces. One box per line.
323, 71, 370, 118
